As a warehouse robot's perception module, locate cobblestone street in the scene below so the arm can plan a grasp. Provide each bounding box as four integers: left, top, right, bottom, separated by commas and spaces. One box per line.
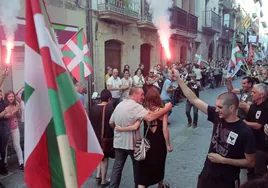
1, 78, 246, 188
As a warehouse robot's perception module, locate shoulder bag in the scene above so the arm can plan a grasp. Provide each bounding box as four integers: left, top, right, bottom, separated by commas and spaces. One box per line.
100, 105, 114, 153
134, 125, 151, 161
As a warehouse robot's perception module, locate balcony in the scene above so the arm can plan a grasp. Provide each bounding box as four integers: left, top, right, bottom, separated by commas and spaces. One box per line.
219, 0, 233, 10
202, 11, 221, 34
97, 0, 140, 24
170, 6, 198, 39
220, 25, 234, 41
170, 6, 188, 31
137, 0, 155, 30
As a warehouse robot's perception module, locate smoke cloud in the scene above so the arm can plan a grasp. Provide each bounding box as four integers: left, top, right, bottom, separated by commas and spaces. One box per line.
146, 0, 172, 59
0, 0, 21, 47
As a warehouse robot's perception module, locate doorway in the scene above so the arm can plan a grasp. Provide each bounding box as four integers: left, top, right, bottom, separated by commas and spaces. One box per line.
140, 43, 151, 77
105, 40, 122, 73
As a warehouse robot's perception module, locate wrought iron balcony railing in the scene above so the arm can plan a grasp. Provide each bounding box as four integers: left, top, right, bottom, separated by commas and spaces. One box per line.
97, 0, 140, 19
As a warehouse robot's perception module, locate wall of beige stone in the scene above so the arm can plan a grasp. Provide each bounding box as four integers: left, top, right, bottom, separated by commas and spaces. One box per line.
92, 17, 162, 92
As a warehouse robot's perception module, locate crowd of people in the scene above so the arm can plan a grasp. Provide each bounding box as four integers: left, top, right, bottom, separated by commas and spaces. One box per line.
1, 57, 268, 188
89, 59, 268, 188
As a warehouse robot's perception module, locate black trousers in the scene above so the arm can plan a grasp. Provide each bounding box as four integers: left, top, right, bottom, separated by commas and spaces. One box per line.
197, 172, 239, 188
0, 122, 9, 166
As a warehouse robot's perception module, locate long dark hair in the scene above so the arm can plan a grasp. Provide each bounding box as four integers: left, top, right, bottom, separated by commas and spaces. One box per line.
143, 87, 163, 111
5, 90, 17, 106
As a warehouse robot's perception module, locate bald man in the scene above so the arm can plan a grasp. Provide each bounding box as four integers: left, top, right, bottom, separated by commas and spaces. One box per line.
176, 72, 256, 188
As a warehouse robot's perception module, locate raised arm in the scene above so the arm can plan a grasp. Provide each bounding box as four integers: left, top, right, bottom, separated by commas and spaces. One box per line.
0, 70, 8, 88
176, 74, 208, 114
226, 77, 240, 94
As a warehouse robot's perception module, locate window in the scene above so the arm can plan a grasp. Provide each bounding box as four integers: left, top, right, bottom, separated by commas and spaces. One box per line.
223, 14, 230, 27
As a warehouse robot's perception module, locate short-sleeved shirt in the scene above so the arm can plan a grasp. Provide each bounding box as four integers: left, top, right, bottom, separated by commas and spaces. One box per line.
237, 89, 252, 119
107, 76, 122, 99
201, 106, 256, 181
110, 99, 148, 150
77, 92, 86, 109
121, 77, 133, 99
246, 100, 268, 151
160, 79, 172, 101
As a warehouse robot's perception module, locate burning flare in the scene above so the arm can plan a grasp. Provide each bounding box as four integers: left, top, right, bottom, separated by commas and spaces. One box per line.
162, 39, 171, 59
146, 0, 172, 60
6, 41, 13, 65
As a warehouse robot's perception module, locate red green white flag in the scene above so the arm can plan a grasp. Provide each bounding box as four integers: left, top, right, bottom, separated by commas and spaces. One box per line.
230, 39, 244, 68
61, 28, 93, 83
194, 53, 208, 68
24, 0, 103, 187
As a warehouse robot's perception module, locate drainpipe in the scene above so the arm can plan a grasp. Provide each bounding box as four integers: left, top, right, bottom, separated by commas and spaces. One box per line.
86, 0, 94, 109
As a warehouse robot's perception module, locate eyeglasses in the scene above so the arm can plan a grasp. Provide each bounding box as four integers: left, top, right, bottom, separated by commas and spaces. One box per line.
150, 72, 153, 73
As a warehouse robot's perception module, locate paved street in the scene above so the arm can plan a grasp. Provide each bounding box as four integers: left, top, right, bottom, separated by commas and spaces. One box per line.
1, 77, 245, 188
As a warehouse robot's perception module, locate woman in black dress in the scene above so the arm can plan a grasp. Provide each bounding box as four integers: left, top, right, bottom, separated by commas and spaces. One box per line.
116, 87, 173, 188
89, 89, 114, 187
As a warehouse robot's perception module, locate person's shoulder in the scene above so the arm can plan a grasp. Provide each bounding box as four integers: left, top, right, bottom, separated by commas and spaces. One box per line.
236, 120, 254, 134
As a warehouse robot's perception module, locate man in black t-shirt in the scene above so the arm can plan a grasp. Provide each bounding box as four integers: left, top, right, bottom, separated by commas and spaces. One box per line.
176, 73, 256, 188
227, 76, 254, 119
244, 83, 268, 179
185, 73, 200, 128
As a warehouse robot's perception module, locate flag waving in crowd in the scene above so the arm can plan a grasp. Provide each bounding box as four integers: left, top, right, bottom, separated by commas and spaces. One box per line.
194, 53, 208, 68
227, 40, 244, 77
24, 0, 103, 187
61, 28, 93, 83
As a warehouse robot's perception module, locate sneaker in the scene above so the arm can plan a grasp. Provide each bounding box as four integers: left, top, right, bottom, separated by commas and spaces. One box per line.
192, 124, 197, 128
19, 164, 24, 171
187, 123, 192, 127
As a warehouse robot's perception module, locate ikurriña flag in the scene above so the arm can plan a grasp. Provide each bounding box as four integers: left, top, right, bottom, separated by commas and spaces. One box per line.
24, 0, 103, 187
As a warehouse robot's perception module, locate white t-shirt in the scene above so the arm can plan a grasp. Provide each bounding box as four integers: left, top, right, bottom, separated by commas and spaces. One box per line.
110, 99, 148, 150
133, 75, 145, 87
193, 68, 202, 80
107, 76, 122, 98
121, 77, 133, 99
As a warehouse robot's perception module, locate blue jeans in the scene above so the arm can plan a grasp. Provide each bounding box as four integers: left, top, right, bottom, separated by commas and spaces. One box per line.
162, 99, 172, 116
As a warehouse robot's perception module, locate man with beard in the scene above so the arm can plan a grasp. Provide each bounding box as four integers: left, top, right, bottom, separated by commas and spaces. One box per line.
244, 83, 268, 179
227, 76, 254, 119
175, 71, 256, 188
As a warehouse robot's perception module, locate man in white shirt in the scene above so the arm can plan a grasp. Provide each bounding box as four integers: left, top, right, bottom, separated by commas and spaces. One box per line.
107, 69, 127, 107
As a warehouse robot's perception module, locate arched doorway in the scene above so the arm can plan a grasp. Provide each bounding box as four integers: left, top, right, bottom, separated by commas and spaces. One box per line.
105, 40, 122, 73
140, 44, 151, 77
208, 42, 214, 60
180, 46, 187, 63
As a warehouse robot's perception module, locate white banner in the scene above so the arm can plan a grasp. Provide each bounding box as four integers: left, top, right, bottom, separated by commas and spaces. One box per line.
227, 61, 243, 77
